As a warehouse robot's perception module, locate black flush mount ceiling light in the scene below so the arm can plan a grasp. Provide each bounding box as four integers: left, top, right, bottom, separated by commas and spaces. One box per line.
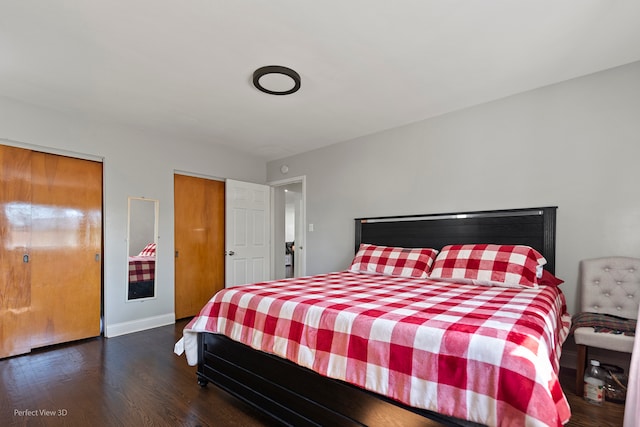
253, 65, 301, 95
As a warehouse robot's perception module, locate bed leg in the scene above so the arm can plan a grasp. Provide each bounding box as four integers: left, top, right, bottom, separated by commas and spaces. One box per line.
576, 344, 587, 397
197, 376, 209, 388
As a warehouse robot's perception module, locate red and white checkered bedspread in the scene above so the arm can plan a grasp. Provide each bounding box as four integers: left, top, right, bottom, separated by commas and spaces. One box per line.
128, 255, 155, 283
176, 271, 571, 426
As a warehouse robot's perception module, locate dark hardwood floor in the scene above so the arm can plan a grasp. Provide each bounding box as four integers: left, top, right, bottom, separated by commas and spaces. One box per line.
0, 320, 280, 427
0, 319, 625, 426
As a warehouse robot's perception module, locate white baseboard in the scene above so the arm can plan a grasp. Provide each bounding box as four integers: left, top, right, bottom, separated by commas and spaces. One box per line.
104, 313, 176, 338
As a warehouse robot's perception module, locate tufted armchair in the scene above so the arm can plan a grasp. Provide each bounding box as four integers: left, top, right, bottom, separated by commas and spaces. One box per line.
573, 256, 640, 396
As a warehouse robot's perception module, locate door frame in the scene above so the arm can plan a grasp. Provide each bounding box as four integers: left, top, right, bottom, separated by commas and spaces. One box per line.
268, 175, 306, 279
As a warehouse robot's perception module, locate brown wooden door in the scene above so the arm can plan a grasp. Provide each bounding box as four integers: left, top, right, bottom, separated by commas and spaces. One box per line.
29, 152, 102, 348
0, 145, 33, 357
0, 145, 102, 358
174, 174, 224, 319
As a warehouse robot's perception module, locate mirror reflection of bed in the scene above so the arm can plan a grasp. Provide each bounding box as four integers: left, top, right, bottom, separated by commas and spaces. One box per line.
127, 197, 158, 300
128, 243, 156, 299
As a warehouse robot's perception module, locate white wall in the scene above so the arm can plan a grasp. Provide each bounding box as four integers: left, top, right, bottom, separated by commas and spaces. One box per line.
267, 61, 640, 321
285, 201, 296, 242
0, 96, 266, 337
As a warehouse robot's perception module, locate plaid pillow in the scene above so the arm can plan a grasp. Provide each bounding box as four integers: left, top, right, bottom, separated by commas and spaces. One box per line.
138, 243, 156, 257
428, 244, 546, 288
349, 244, 438, 278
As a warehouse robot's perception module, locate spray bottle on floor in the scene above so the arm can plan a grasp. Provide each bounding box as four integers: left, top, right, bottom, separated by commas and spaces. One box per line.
584, 359, 605, 405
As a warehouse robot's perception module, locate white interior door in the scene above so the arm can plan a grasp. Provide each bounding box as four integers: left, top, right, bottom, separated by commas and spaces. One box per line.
225, 179, 271, 287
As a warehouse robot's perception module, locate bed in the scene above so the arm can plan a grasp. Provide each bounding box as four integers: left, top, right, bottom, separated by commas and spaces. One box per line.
128, 243, 156, 299
175, 206, 571, 427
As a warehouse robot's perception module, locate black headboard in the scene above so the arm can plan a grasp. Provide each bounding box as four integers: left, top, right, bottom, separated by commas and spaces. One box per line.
355, 206, 557, 274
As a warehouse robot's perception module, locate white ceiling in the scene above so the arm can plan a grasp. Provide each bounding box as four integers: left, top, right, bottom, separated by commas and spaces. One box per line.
2, 1, 640, 161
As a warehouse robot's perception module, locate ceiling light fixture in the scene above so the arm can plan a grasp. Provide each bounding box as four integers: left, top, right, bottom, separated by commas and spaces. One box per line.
253, 65, 301, 95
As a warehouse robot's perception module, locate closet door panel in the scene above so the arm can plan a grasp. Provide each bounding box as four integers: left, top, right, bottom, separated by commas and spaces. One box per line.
174, 174, 225, 319
29, 152, 102, 348
0, 145, 33, 358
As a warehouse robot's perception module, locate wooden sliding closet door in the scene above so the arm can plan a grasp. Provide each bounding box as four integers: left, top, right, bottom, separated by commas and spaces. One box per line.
0, 146, 33, 357
174, 174, 224, 319
0, 144, 102, 358
29, 152, 102, 348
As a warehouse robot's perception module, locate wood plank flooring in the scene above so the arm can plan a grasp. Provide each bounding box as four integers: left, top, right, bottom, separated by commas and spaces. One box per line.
0, 319, 625, 426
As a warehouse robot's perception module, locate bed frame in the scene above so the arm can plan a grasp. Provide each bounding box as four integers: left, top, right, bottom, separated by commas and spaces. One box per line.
196, 206, 557, 427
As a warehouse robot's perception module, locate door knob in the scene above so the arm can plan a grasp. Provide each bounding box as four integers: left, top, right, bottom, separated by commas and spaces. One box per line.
227, 250, 235, 256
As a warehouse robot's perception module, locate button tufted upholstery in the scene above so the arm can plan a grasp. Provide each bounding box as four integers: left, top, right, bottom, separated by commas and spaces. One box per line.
581, 257, 640, 320
574, 256, 640, 396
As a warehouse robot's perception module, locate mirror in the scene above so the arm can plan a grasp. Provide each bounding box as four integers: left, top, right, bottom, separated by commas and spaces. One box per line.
127, 197, 158, 301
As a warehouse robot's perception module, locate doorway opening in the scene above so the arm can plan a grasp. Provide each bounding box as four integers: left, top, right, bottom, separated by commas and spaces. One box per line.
270, 176, 306, 280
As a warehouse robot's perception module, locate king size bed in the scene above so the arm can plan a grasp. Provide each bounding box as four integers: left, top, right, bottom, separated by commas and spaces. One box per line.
175, 206, 571, 427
